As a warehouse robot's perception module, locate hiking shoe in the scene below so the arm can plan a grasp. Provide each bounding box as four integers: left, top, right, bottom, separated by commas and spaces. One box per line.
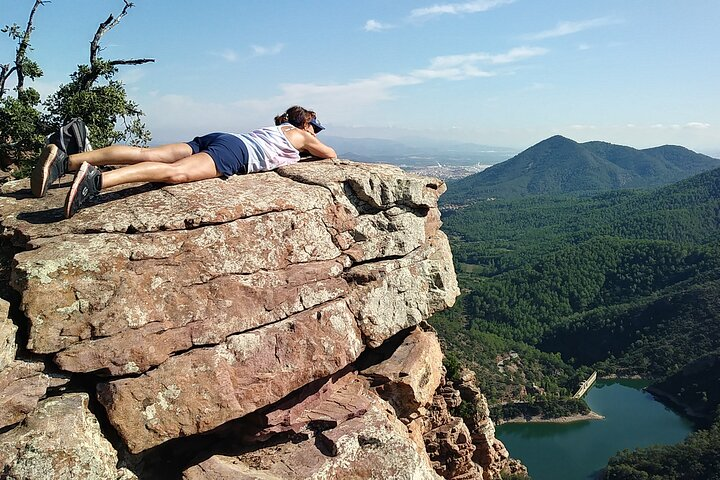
31, 144, 69, 197
64, 162, 102, 218
46, 118, 92, 156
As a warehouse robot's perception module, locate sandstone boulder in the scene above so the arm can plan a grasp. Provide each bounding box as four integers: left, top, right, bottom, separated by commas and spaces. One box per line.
0, 359, 52, 429
98, 299, 364, 452
0, 393, 134, 480
1, 160, 458, 455
363, 326, 444, 417
183, 371, 441, 480
184, 393, 441, 480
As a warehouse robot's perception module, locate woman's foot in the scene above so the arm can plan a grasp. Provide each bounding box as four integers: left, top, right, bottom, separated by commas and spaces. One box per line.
31, 144, 69, 198
64, 162, 102, 218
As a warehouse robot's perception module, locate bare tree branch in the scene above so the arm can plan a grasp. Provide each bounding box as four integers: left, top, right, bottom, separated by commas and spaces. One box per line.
0, 64, 14, 99
82, 0, 153, 91
15, 0, 46, 93
109, 58, 155, 67
0, 0, 46, 99
89, 0, 133, 65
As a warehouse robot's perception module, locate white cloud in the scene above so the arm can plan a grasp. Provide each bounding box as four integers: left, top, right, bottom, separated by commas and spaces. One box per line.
415, 46, 547, 79
685, 122, 711, 129
251, 43, 284, 57
650, 122, 711, 130
212, 44, 284, 62
214, 49, 239, 62
427, 47, 547, 68
427, 52, 492, 68
410, 0, 514, 19
488, 46, 548, 64
524, 17, 622, 40
521, 82, 550, 92
117, 67, 146, 85
364, 19, 393, 32
143, 93, 253, 143
147, 74, 427, 140
237, 46, 546, 116
237, 73, 422, 115
412, 65, 495, 80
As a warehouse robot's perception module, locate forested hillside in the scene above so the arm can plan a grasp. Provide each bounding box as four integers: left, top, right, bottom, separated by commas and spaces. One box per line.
604, 421, 720, 480
431, 167, 720, 419
647, 352, 720, 421
442, 135, 720, 204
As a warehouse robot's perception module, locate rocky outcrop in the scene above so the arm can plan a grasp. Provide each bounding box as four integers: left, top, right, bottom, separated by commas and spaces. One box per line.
0, 159, 516, 478
0, 298, 16, 369
183, 354, 440, 480
452, 369, 528, 480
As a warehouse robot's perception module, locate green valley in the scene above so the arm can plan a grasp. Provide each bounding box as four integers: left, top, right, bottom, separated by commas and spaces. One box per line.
430, 165, 720, 465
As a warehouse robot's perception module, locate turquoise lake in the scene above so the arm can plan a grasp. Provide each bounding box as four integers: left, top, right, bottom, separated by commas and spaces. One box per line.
495, 379, 695, 480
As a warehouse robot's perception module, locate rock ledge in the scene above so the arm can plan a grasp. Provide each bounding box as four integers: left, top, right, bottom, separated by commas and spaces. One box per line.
0, 160, 519, 479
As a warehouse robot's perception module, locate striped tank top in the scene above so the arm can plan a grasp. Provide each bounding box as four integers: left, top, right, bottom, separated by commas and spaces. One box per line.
233, 124, 300, 173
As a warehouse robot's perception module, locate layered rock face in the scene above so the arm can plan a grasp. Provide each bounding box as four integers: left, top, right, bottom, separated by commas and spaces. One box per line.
0, 159, 519, 479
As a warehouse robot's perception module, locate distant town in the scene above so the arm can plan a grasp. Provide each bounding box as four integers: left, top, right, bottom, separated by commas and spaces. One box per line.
400, 163, 492, 180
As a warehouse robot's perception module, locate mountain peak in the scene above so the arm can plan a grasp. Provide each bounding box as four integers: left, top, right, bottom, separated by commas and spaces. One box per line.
546, 134, 574, 142
534, 135, 577, 149
443, 136, 720, 204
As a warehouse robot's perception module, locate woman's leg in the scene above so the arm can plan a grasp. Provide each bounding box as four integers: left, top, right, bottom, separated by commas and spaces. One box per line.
64, 152, 221, 218
99, 151, 220, 189
67, 143, 193, 171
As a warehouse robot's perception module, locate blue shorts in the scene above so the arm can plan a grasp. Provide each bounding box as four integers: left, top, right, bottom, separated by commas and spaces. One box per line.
186, 132, 248, 176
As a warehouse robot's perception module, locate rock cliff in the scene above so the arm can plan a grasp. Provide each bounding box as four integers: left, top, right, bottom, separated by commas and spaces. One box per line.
0, 159, 522, 479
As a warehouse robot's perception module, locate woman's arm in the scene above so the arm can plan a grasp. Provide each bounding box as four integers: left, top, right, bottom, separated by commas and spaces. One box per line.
285, 128, 337, 159
302, 133, 337, 158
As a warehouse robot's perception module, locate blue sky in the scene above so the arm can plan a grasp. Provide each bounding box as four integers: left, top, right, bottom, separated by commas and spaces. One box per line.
3, 0, 719, 155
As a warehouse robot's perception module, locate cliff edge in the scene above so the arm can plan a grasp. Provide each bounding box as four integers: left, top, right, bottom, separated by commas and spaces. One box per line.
0, 159, 523, 479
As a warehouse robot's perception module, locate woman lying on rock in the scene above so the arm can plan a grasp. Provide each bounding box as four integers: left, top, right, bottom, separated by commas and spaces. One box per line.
31, 105, 337, 218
